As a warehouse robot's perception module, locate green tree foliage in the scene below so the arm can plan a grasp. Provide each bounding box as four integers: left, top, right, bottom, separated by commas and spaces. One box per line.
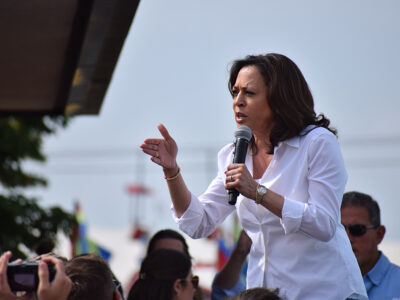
0, 116, 76, 258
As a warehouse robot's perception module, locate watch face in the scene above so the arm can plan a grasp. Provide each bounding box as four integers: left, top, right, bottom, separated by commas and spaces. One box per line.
257, 185, 267, 194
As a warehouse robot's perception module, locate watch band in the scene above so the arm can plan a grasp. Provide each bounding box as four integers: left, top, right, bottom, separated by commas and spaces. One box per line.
256, 183, 262, 204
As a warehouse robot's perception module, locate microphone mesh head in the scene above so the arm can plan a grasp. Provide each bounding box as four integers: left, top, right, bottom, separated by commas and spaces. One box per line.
234, 125, 252, 141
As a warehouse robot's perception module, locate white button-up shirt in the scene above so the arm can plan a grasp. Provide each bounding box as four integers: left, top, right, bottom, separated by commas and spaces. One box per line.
173, 126, 367, 300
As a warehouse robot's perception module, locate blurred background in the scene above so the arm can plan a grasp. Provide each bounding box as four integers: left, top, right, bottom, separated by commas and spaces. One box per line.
2, 0, 400, 292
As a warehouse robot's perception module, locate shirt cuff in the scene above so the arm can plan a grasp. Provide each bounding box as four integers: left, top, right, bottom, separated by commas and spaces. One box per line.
280, 197, 305, 234
170, 193, 204, 236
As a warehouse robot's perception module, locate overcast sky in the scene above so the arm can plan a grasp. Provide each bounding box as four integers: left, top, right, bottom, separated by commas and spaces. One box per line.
27, 0, 400, 241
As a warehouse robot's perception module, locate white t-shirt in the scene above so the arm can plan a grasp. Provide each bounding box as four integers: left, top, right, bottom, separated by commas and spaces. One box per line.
173, 126, 367, 300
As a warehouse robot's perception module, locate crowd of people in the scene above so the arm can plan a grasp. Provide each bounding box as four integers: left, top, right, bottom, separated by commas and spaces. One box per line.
1, 53, 399, 299
0, 228, 277, 300
1, 191, 399, 300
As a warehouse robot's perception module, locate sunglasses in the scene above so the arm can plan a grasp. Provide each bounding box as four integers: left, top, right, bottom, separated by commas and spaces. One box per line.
181, 275, 199, 289
343, 224, 378, 237
113, 277, 124, 300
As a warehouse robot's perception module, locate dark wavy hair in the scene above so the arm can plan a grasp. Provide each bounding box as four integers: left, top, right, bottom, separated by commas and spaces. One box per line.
229, 53, 336, 153
147, 229, 190, 257
127, 249, 192, 300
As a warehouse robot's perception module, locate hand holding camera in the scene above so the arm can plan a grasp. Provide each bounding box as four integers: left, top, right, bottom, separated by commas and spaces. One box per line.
7, 260, 55, 292
0, 251, 72, 300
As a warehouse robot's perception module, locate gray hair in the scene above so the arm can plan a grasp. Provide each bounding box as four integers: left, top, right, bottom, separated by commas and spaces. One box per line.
341, 191, 381, 226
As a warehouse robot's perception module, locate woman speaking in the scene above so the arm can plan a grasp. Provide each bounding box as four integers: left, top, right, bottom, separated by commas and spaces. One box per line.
140, 53, 367, 300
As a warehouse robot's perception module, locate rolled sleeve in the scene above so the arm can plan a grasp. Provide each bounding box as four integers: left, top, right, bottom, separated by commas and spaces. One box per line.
280, 197, 306, 234
170, 144, 237, 239
303, 132, 346, 241
171, 193, 205, 238
278, 130, 346, 242
171, 173, 235, 239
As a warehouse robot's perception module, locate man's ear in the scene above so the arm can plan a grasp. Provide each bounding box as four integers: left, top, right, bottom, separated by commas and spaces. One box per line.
173, 278, 182, 297
376, 225, 386, 245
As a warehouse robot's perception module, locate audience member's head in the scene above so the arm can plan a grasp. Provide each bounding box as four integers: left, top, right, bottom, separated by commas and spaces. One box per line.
65, 253, 123, 300
227, 287, 281, 300
147, 229, 190, 257
34, 237, 55, 255
128, 249, 197, 300
341, 191, 386, 275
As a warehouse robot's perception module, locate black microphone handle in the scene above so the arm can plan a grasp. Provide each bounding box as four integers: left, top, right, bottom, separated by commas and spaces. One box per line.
232, 137, 249, 163
228, 137, 249, 205
228, 190, 239, 205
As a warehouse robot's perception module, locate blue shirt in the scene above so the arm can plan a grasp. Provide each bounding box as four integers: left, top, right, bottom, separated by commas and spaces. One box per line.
211, 274, 246, 300
363, 252, 400, 300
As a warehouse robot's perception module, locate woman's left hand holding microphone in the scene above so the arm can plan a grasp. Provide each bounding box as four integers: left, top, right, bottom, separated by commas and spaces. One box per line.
225, 163, 258, 200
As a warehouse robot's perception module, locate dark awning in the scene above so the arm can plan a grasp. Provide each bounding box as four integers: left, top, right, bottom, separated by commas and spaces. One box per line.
0, 0, 140, 116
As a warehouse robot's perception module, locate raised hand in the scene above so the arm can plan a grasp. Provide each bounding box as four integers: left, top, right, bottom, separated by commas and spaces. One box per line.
140, 123, 178, 170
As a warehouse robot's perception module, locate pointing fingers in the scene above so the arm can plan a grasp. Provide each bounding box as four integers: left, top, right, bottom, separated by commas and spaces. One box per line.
157, 123, 173, 141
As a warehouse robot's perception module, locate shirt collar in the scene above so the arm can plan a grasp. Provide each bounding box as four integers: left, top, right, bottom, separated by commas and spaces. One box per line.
276, 125, 316, 150
279, 136, 300, 149
364, 252, 391, 286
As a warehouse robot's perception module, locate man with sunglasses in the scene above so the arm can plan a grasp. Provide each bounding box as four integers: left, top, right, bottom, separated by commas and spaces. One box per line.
341, 191, 400, 300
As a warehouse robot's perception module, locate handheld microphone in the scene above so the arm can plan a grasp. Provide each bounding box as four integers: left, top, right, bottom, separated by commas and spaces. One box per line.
228, 125, 252, 205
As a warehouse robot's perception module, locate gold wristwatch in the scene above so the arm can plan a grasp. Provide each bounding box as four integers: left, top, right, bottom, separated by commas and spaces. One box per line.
256, 184, 268, 204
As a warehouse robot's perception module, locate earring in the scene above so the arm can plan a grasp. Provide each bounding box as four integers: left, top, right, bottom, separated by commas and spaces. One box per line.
177, 290, 180, 297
